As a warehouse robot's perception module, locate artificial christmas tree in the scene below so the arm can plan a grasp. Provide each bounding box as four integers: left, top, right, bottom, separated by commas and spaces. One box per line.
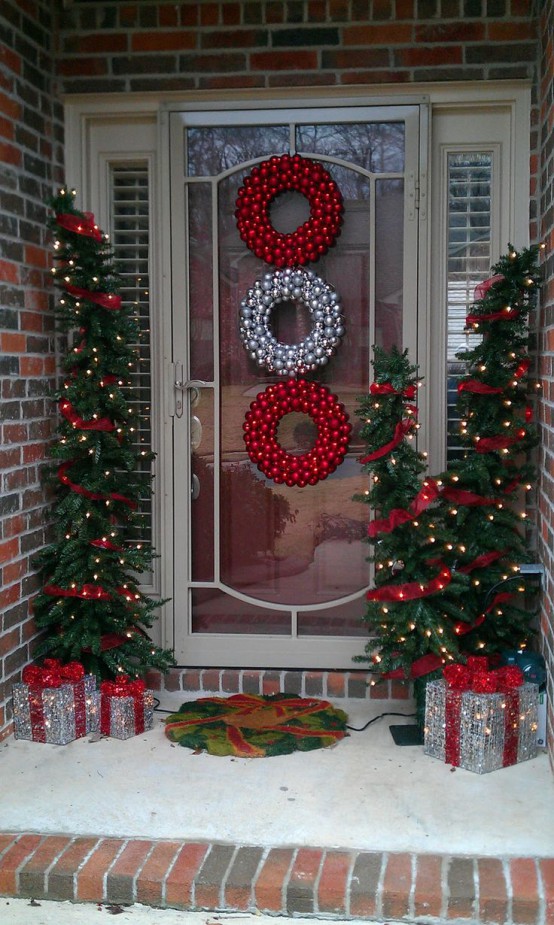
32, 189, 174, 680
354, 346, 469, 682
439, 244, 542, 656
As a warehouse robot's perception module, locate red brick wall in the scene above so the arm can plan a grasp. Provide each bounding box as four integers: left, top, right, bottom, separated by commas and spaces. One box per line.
56, 0, 537, 93
536, 0, 554, 764
0, 0, 64, 740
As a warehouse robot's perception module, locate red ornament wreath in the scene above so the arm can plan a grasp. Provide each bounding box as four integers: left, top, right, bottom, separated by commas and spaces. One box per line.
243, 379, 351, 488
235, 154, 344, 268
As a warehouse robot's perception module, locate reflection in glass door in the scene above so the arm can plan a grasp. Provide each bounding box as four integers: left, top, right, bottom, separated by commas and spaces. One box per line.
169, 105, 422, 667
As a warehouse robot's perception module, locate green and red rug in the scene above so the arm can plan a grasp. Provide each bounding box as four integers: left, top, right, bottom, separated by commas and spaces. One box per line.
164, 693, 348, 757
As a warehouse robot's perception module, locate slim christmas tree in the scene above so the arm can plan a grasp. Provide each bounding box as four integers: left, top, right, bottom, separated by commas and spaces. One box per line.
439, 244, 543, 656
32, 189, 174, 679
354, 347, 468, 680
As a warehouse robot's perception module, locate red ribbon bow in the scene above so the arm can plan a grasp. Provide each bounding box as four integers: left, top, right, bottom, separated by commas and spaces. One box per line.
442, 656, 524, 694
100, 675, 146, 699
22, 658, 85, 689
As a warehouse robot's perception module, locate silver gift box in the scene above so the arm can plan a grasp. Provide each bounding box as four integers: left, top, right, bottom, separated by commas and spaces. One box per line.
424, 679, 539, 774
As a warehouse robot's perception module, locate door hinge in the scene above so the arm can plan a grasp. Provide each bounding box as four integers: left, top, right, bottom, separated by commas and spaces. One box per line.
407, 170, 427, 221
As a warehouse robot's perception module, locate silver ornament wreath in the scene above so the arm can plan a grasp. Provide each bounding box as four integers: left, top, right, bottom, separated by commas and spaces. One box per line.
238, 267, 345, 377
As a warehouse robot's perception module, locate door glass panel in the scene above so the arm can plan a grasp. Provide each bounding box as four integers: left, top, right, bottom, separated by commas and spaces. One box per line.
296, 122, 405, 172
188, 183, 214, 381
375, 178, 404, 351
191, 588, 290, 634
186, 124, 289, 176
298, 599, 368, 637
191, 388, 214, 581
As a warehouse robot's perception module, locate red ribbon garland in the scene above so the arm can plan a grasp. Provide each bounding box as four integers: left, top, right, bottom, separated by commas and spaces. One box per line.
457, 549, 506, 574
59, 398, 115, 432
441, 486, 501, 507
43, 583, 140, 602
369, 382, 417, 399
58, 461, 137, 508
90, 538, 122, 551
382, 653, 445, 681
475, 434, 521, 453
367, 479, 439, 538
467, 308, 520, 325
56, 212, 103, 242
473, 274, 505, 302
366, 563, 451, 603
65, 283, 122, 311
360, 410, 417, 463
458, 380, 503, 395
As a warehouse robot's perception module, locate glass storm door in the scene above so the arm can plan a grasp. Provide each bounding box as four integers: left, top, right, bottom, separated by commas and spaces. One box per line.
168, 104, 422, 667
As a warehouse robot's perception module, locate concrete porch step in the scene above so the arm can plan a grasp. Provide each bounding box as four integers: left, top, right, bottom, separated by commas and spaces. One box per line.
0, 832, 552, 925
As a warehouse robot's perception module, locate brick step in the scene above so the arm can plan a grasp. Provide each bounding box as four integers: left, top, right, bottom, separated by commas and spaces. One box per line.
0, 833, 552, 925
147, 667, 412, 702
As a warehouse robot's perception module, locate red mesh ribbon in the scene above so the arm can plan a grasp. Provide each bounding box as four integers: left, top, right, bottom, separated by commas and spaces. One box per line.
43, 583, 112, 600
475, 434, 522, 453
360, 409, 418, 463
59, 398, 115, 432
457, 380, 503, 395
58, 461, 137, 508
382, 652, 444, 681
369, 382, 417, 399
56, 212, 103, 242
368, 479, 439, 538
515, 359, 530, 378
65, 283, 122, 311
473, 274, 505, 301
441, 486, 501, 507
90, 538, 122, 551
22, 658, 85, 689
100, 676, 147, 735
466, 308, 520, 324
366, 563, 451, 603
457, 549, 506, 574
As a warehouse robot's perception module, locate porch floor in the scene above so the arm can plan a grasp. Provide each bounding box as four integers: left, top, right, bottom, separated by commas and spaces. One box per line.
0, 691, 553, 923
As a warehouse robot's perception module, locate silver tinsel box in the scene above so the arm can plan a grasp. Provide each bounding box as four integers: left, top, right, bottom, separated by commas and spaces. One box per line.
12, 675, 100, 745
100, 690, 154, 739
424, 679, 539, 774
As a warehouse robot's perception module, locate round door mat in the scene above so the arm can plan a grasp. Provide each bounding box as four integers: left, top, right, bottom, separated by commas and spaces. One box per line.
164, 692, 348, 757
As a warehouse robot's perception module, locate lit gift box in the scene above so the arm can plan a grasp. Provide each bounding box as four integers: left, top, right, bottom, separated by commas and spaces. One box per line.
100, 676, 154, 739
424, 657, 539, 774
13, 659, 100, 745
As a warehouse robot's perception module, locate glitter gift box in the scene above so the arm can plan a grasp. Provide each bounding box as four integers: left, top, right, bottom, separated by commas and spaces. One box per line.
424, 669, 539, 774
100, 677, 154, 739
13, 662, 99, 745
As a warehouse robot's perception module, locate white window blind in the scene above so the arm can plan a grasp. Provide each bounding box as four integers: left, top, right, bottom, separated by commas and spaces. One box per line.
110, 164, 153, 549
446, 152, 493, 461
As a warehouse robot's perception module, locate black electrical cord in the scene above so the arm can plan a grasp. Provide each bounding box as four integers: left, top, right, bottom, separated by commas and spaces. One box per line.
346, 711, 416, 732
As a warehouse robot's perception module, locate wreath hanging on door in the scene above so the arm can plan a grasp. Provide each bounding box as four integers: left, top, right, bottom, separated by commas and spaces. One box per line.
235, 153, 344, 267
239, 266, 345, 377
242, 378, 351, 488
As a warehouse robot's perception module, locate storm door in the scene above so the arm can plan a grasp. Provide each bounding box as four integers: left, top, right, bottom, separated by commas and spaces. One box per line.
168, 104, 424, 667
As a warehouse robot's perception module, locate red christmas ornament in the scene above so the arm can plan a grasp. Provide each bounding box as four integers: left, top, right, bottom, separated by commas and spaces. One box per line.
243, 379, 351, 488
235, 154, 343, 267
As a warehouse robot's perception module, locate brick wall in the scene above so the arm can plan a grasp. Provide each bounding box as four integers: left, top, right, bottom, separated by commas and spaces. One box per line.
537, 0, 554, 764
56, 0, 537, 93
0, 0, 64, 740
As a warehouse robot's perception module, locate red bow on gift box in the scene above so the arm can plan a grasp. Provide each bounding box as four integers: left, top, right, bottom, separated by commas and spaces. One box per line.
100, 675, 146, 699
22, 658, 85, 689
443, 656, 524, 694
